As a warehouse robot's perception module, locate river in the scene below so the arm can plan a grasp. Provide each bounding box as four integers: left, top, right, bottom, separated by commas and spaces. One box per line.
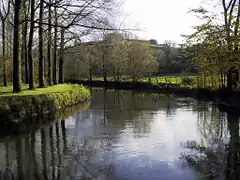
0, 88, 239, 180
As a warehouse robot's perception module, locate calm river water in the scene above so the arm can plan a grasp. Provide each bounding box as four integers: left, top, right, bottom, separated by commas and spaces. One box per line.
0, 88, 239, 180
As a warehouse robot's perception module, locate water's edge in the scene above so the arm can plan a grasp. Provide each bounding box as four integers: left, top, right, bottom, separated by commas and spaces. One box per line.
67, 79, 240, 110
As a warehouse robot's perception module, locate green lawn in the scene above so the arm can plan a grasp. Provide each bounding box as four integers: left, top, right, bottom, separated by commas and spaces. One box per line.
83, 75, 224, 89
0, 84, 86, 97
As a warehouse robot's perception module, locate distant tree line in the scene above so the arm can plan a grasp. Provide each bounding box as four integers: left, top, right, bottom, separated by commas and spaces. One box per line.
64, 33, 158, 82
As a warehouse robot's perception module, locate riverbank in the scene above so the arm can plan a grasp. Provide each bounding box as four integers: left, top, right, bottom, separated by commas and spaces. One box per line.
0, 84, 90, 124
0, 100, 90, 139
67, 79, 240, 110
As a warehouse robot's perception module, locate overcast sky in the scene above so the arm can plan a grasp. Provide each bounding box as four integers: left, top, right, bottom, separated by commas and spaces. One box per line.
118, 0, 206, 44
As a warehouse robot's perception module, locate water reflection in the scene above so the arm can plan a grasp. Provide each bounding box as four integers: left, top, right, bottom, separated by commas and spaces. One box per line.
181, 103, 240, 180
0, 101, 90, 180
1, 89, 240, 180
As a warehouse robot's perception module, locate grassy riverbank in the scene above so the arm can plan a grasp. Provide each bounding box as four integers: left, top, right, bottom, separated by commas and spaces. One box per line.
0, 84, 90, 123
83, 75, 224, 89
68, 79, 240, 110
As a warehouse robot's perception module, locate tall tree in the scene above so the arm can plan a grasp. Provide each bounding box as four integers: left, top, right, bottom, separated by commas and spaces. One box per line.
59, 27, 65, 83
38, 0, 45, 87
13, 0, 22, 92
0, 0, 10, 86
28, 0, 35, 89
21, 0, 29, 84
47, 0, 52, 85
222, 0, 237, 90
52, 0, 58, 84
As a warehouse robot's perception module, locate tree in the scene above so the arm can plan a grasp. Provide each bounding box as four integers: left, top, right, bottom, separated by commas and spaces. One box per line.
52, 0, 58, 85
63, 33, 159, 82
125, 40, 158, 81
59, 27, 65, 83
21, 0, 29, 84
185, 1, 240, 90
110, 35, 128, 80
0, 0, 121, 91
38, 0, 45, 87
55, 0, 118, 83
76, 44, 98, 82
0, 0, 10, 86
47, 0, 52, 85
163, 40, 176, 68
28, 0, 35, 90
13, 0, 22, 92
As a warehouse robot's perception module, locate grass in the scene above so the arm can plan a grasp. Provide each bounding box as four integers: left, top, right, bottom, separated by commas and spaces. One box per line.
0, 84, 90, 122
0, 84, 83, 96
83, 75, 225, 90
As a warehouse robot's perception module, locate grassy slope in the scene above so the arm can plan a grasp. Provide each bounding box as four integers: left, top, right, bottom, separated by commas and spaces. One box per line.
0, 84, 90, 122
0, 84, 85, 96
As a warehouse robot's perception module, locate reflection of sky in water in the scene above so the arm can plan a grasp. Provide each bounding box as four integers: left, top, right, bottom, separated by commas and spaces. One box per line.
108, 109, 200, 179
63, 103, 202, 180
112, 156, 196, 180
116, 110, 200, 161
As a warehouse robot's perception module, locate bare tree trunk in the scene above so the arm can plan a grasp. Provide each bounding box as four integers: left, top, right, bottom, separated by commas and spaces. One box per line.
59, 28, 65, 84
28, 0, 35, 90
89, 68, 92, 82
21, 1, 28, 84
52, 0, 58, 84
227, 68, 233, 90
13, 0, 22, 92
24, 22, 28, 84
0, 0, 10, 86
38, 0, 45, 87
2, 21, 7, 86
7, 25, 12, 57
47, 0, 52, 85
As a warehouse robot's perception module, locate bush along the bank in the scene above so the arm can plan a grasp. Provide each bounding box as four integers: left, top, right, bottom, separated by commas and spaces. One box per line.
0, 84, 90, 123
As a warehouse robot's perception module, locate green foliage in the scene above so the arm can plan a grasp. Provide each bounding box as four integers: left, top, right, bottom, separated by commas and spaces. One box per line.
64, 34, 159, 81
183, 2, 240, 90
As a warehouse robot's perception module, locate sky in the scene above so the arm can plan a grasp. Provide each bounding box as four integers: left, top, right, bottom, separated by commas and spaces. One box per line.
118, 0, 206, 44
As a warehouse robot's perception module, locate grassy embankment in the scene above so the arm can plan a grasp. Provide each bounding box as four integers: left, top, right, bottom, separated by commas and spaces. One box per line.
0, 84, 90, 122
84, 75, 224, 90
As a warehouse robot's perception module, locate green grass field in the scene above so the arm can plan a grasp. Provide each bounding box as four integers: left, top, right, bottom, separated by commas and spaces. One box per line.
0, 84, 88, 97
83, 75, 225, 89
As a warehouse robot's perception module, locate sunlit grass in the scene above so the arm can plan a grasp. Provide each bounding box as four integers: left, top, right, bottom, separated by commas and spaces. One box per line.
0, 83, 90, 121
82, 75, 224, 89
0, 84, 86, 97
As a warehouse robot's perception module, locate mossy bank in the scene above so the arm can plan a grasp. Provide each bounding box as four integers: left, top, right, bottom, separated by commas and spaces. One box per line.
0, 84, 90, 123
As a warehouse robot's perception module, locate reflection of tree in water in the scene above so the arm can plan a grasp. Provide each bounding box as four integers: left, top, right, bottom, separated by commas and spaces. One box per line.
181, 102, 240, 180
62, 89, 184, 179
196, 102, 228, 146
90, 89, 182, 137
0, 102, 89, 180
